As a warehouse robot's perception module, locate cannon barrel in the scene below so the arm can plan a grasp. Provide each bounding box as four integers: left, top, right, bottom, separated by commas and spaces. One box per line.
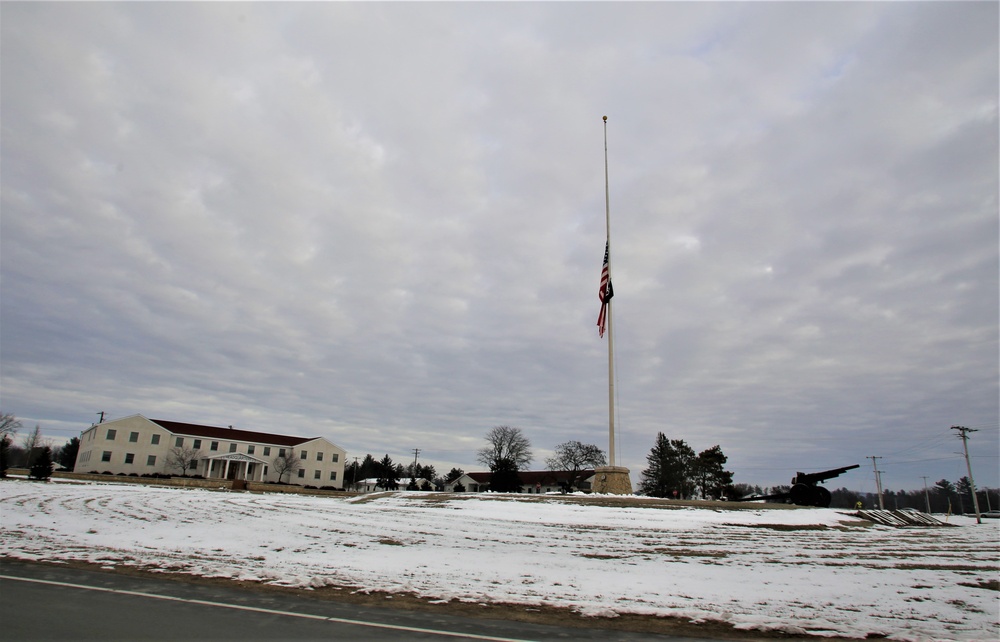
791, 464, 860, 486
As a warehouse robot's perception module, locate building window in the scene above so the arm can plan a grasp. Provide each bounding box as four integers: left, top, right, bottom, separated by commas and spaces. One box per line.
175, 437, 184, 448
263, 447, 270, 456
101, 451, 112, 462
248, 445, 255, 455
316, 452, 323, 462
263, 465, 268, 477
332, 453, 339, 463
124, 453, 134, 465
279, 448, 285, 457
210, 441, 219, 451
314, 470, 321, 480
330, 471, 338, 481
298, 469, 305, 478
147, 455, 156, 466
151, 434, 160, 445
300, 450, 307, 460
106, 429, 117, 440
129, 432, 139, 443
229, 443, 237, 453
193, 439, 202, 449
188, 461, 197, 470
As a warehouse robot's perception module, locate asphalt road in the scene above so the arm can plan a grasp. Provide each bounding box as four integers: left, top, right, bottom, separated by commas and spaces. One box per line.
0, 559, 713, 642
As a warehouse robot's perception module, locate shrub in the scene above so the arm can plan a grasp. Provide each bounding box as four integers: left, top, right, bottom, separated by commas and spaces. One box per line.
29, 447, 53, 481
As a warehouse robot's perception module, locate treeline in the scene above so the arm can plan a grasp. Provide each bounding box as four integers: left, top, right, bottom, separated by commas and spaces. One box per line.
343, 453, 466, 491
821, 479, 999, 513
1, 414, 79, 478
638, 433, 734, 499
637, 430, 999, 513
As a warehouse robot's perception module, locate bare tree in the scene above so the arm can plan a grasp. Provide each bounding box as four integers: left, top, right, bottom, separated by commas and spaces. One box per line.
21, 425, 44, 468
477, 426, 532, 470
477, 426, 532, 493
165, 446, 201, 476
545, 441, 607, 492
272, 452, 302, 483
0, 413, 21, 438
0, 413, 19, 477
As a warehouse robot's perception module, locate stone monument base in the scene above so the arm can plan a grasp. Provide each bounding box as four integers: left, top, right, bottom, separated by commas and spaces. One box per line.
592, 466, 633, 495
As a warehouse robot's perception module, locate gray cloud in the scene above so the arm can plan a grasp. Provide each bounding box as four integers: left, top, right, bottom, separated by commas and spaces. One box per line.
2, 2, 996, 490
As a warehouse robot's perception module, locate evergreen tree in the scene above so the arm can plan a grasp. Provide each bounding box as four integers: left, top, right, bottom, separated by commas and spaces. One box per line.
29, 446, 52, 480
377, 454, 399, 490
56, 437, 80, 471
956, 477, 974, 513
402, 462, 436, 481
489, 458, 522, 492
729, 483, 757, 500
344, 459, 361, 488
693, 445, 734, 499
359, 454, 379, 480
445, 468, 465, 483
932, 479, 956, 513
639, 433, 696, 498
0, 433, 11, 478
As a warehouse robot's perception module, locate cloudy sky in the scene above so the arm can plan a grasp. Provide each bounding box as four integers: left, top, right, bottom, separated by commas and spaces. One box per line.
2, 2, 997, 492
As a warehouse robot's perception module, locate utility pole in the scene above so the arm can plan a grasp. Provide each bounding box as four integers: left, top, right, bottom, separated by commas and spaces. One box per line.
96, 411, 105, 424
351, 456, 359, 492
921, 476, 932, 514
868, 456, 884, 509
952, 426, 982, 524
412, 448, 420, 479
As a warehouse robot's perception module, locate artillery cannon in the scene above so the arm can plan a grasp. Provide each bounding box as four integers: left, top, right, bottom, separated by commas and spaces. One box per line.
741, 464, 860, 508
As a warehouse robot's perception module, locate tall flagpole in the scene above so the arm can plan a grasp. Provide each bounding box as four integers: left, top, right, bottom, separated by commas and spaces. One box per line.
603, 115, 616, 468
594, 116, 631, 495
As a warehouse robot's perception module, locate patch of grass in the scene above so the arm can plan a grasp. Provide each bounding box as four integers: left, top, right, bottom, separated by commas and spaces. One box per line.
893, 563, 997, 572
958, 579, 999, 591
377, 538, 405, 546
648, 548, 728, 558
723, 523, 830, 531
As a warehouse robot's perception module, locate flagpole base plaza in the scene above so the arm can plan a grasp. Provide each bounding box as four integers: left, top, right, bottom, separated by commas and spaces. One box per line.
592, 466, 632, 495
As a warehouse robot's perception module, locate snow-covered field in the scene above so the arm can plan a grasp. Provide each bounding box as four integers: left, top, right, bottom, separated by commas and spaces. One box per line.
1, 479, 997, 640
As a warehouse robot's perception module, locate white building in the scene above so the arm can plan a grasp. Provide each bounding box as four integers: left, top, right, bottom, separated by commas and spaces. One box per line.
75, 414, 346, 486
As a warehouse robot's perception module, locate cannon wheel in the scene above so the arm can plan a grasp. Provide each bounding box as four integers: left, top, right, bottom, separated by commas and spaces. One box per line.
789, 484, 833, 507
789, 483, 813, 506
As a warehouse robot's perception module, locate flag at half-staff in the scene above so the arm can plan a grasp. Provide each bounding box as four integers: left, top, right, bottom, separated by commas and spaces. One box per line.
597, 241, 614, 337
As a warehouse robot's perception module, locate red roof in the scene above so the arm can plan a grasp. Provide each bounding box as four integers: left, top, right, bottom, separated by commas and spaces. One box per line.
464, 470, 596, 485
149, 419, 312, 447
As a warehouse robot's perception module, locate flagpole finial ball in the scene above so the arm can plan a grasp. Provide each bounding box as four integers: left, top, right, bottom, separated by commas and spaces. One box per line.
603, 115, 607, 122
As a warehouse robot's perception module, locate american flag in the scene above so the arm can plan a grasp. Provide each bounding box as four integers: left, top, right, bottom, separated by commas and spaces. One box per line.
597, 241, 614, 337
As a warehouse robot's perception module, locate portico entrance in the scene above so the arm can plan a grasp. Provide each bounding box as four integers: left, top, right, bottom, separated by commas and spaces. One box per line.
198, 453, 269, 482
